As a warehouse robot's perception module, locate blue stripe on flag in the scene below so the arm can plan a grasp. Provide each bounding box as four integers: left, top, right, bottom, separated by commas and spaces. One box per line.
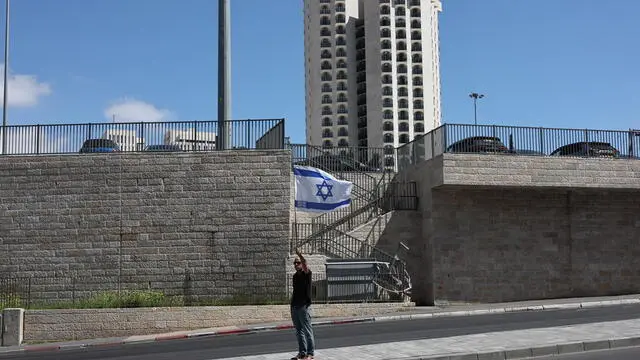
295, 199, 351, 211
293, 167, 328, 179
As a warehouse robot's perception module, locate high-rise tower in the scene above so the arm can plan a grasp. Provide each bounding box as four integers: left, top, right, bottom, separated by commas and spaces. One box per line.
304, 0, 442, 168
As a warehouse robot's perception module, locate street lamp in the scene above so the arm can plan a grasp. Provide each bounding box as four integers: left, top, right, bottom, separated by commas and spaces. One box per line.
217, 0, 231, 150
468, 92, 484, 126
1, 0, 9, 155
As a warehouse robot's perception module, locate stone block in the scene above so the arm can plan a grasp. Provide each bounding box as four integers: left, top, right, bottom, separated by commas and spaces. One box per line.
0, 151, 291, 303
395, 153, 640, 303
477, 351, 506, 360
2, 308, 24, 346
504, 348, 532, 359
609, 337, 640, 348
583, 340, 610, 351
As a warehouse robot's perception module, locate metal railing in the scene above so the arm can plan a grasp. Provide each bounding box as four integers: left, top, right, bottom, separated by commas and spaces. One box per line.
290, 144, 381, 201
0, 277, 29, 310
310, 171, 392, 232
293, 182, 417, 255
397, 124, 640, 172
0, 275, 288, 308
381, 181, 419, 211
1, 272, 406, 307
363, 181, 419, 248
291, 224, 411, 300
289, 144, 389, 171
0, 118, 285, 155
291, 144, 396, 234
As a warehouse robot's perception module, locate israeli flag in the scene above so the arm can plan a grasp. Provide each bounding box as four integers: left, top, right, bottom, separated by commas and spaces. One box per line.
294, 165, 353, 213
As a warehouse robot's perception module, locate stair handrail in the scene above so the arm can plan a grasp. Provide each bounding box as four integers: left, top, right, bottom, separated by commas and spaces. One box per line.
311, 168, 389, 230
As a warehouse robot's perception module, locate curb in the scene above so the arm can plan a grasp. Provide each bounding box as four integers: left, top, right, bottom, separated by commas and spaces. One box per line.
396, 336, 640, 359
372, 297, 640, 323
2, 297, 639, 355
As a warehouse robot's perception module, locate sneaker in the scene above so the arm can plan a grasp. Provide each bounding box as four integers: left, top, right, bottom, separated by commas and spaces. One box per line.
305, 356, 314, 359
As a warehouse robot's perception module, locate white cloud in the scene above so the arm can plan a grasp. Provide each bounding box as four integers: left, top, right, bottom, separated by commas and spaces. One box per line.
104, 98, 173, 123
0, 64, 52, 107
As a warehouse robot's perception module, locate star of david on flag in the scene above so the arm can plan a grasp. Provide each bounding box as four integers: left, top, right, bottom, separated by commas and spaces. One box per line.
293, 165, 353, 213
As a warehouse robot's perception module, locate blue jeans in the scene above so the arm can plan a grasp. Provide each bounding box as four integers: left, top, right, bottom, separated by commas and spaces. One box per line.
291, 304, 315, 356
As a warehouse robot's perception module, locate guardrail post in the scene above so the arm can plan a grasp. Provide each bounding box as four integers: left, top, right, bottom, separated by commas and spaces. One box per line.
584, 129, 590, 157
539, 127, 544, 153
35, 124, 40, 155
192, 121, 197, 152
1, 308, 24, 346
139, 122, 145, 151
442, 124, 448, 154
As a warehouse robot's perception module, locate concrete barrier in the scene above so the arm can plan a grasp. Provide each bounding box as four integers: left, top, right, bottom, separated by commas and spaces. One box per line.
2, 308, 24, 346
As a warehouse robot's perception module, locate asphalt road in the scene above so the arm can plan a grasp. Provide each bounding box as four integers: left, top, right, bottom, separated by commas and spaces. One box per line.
536, 346, 640, 359
4, 304, 640, 360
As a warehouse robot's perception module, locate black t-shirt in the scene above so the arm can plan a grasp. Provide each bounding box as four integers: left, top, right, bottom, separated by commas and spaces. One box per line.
291, 269, 312, 306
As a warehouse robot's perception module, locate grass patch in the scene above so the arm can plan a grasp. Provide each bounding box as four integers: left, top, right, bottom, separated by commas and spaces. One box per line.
20, 291, 289, 310
0, 297, 24, 311
29, 291, 183, 310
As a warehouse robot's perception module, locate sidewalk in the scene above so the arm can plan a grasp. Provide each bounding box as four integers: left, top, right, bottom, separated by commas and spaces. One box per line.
2, 293, 640, 356
213, 318, 640, 360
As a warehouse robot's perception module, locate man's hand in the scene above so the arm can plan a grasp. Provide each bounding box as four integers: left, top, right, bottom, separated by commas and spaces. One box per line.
295, 249, 309, 272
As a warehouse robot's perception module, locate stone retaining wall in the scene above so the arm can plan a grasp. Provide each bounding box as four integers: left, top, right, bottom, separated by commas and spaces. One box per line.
23, 303, 414, 342
0, 151, 291, 302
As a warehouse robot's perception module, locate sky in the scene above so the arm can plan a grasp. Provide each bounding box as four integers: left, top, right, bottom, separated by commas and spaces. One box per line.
3, 0, 640, 145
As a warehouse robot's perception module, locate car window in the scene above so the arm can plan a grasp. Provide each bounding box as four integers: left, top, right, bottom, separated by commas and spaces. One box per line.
84, 139, 116, 147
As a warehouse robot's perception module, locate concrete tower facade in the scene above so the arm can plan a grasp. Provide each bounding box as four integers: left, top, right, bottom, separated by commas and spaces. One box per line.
304, 0, 442, 168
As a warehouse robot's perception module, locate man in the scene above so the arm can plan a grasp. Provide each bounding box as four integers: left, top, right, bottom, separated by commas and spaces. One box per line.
291, 249, 315, 360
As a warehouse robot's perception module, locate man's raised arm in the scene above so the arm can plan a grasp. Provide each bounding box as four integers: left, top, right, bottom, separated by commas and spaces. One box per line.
295, 249, 310, 273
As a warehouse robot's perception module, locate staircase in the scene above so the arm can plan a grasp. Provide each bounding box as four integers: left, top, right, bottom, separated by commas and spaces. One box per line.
290, 144, 412, 300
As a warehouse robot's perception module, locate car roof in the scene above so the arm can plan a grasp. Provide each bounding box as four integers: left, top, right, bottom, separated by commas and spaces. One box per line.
82, 138, 118, 145
447, 136, 503, 148
550, 141, 617, 154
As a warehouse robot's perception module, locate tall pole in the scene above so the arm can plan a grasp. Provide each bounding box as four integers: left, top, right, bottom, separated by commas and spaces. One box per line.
217, 0, 231, 150
1, 0, 9, 155
469, 92, 484, 126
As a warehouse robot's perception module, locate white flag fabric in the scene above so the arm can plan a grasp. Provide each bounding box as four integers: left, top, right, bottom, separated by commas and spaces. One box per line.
294, 165, 353, 213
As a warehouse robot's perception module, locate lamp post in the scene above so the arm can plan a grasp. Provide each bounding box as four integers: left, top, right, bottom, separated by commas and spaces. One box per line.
468, 92, 484, 126
1, 0, 9, 155
217, 0, 231, 150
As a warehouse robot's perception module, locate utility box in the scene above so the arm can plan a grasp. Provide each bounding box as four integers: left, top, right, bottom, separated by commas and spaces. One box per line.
325, 259, 380, 302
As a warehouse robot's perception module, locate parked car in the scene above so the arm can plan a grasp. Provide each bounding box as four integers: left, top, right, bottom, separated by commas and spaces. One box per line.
294, 153, 381, 172
79, 139, 120, 153
144, 144, 184, 152
446, 136, 510, 154
550, 142, 620, 158
513, 149, 546, 156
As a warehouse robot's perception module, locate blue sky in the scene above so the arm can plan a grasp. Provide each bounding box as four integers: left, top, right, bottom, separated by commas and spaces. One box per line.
4, 0, 640, 144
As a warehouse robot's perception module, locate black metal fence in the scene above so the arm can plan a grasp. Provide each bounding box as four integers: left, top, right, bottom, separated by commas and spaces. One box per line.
0, 118, 285, 155
397, 124, 640, 171
0, 271, 406, 309
289, 144, 390, 173
0, 278, 27, 310
303, 271, 409, 303
382, 181, 419, 211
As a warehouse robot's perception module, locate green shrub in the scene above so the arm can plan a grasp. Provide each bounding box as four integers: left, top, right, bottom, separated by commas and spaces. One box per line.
30, 291, 183, 310
27, 291, 289, 309
79, 290, 185, 308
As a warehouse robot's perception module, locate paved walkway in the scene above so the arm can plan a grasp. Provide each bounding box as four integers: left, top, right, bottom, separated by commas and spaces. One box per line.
4, 294, 640, 356
214, 319, 640, 360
